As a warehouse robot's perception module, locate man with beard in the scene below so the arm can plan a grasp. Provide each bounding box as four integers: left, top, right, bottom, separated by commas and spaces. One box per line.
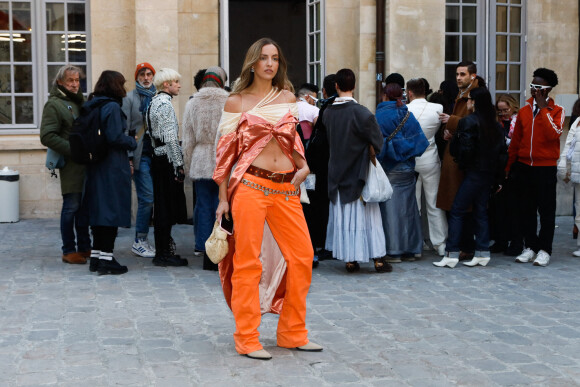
123, 63, 157, 258
435, 61, 483, 264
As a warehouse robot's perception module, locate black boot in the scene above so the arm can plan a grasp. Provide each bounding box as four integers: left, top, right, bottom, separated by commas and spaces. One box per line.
317, 249, 333, 261
152, 227, 188, 267
505, 242, 523, 256
153, 251, 189, 267
97, 253, 128, 275
490, 242, 507, 253
168, 235, 177, 256
89, 250, 100, 272
203, 252, 219, 271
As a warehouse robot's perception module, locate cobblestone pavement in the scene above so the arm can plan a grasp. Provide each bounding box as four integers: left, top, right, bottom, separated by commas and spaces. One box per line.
1, 217, 580, 386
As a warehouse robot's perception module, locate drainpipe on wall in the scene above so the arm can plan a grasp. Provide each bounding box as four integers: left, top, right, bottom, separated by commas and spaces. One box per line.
376, 0, 386, 107
219, 0, 229, 86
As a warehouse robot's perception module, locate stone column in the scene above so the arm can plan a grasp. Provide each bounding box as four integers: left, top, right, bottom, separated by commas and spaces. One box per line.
177, 0, 220, 115
385, 0, 445, 93
325, 0, 360, 96
527, 1, 579, 95
89, 0, 136, 84
359, 0, 377, 110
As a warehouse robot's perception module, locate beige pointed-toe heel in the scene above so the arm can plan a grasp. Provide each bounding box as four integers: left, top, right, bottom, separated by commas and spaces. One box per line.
245, 349, 272, 360
296, 341, 323, 352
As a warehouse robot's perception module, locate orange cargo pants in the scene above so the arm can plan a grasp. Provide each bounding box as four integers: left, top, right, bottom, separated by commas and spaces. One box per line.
230, 173, 314, 354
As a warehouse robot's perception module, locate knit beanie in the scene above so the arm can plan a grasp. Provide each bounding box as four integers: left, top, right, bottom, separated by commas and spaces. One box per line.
135, 62, 156, 80
201, 66, 227, 89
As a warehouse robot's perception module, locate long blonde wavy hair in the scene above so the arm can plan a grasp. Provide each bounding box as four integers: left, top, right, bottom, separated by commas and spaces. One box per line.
231, 37, 294, 94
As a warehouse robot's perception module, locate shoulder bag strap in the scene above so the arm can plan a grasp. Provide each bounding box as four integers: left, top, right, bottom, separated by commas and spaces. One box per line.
386, 110, 411, 143
145, 105, 157, 148
58, 99, 76, 120
368, 144, 377, 166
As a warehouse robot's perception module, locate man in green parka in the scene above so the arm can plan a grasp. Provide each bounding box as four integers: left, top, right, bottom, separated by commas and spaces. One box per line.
40, 65, 91, 264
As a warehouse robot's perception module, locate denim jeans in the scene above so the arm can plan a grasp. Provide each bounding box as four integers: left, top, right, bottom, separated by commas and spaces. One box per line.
194, 179, 219, 251
134, 155, 154, 238
60, 192, 90, 254
446, 170, 493, 258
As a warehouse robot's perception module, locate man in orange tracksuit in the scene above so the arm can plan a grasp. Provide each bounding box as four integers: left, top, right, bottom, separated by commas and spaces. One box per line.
505, 68, 564, 267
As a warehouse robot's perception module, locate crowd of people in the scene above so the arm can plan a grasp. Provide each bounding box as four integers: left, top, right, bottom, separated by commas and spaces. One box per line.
40, 37, 576, 359
304, 62, 569, 272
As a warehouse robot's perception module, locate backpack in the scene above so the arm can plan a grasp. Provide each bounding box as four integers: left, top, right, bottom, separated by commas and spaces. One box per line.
69, 99, 110, 164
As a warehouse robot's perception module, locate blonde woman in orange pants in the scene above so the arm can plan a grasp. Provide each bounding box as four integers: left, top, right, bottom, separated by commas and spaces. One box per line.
213, 38, 322, 360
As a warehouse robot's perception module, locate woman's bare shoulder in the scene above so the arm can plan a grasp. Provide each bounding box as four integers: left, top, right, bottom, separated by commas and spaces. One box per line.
224, 94, 243, 113
281, 89, 297, 104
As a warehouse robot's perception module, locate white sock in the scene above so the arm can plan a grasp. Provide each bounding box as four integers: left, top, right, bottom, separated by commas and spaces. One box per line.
99, 251, 113, 261
90, 250, 100, 259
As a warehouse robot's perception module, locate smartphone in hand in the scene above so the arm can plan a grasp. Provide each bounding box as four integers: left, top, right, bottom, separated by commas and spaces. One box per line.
220, 213, 233, 235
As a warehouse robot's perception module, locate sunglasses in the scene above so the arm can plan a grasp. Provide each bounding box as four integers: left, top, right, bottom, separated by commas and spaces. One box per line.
529, 83, 551, 90
299, 96, 319, 104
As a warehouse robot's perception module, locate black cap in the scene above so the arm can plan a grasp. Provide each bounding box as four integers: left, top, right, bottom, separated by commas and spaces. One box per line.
385, 73, 405, 88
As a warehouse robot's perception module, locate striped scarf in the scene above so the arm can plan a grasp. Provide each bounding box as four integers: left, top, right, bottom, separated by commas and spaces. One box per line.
136, 82, 156, 113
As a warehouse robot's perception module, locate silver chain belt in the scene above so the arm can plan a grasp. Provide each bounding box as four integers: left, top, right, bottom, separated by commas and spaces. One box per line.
241, 178, 299, 201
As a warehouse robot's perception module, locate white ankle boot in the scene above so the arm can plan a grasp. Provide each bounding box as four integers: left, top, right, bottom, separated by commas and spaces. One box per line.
433, 257, 458, 268
462, 257, 490, 267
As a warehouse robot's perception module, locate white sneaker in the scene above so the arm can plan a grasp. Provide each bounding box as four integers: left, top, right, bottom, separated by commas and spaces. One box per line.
573, 249, 580, 257
436, 243, 446, 257
533, 250, 550, 267
515, 248, 535, 263
132, 237, 156, 258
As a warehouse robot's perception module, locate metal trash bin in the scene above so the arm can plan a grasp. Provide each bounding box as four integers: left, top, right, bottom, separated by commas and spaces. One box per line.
0, 166, 19, 223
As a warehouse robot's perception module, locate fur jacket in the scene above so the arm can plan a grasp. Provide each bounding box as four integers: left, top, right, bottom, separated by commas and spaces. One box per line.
182, 87, 229, 180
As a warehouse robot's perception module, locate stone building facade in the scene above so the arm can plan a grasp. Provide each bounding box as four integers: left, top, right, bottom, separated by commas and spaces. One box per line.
0, 0, 578, 219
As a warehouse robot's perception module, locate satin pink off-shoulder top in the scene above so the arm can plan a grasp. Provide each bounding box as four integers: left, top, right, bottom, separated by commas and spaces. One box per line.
213, 102, 304, 201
